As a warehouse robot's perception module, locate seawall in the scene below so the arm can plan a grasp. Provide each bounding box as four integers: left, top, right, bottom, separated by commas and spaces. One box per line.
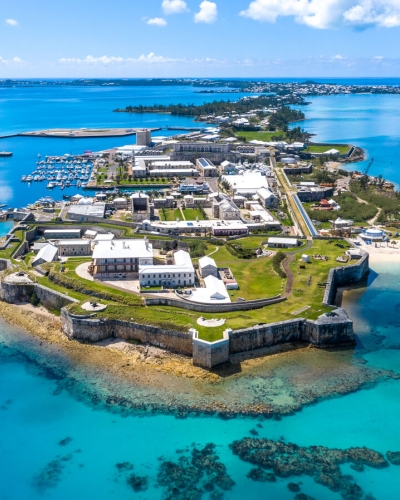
61, 309, 193, 355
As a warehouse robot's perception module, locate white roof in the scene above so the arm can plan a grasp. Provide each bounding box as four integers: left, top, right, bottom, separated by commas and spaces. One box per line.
114, 197, 127, 203
57, 239, 91, 246
139, 250, 193, 275
77, 197, 94, 205
257, 187, 276, 199
173, 250, 193, 268
94, 232, 115, 241
150, 161, 194, 167
33, 243, 58, 264
93, 239, 153, 260
222, 172, 269, 192
85, 230, 97, 237
324, 149, 340, 154
199, 256, 217, 269
268, 237, 298, 245
190, 275, 230, 304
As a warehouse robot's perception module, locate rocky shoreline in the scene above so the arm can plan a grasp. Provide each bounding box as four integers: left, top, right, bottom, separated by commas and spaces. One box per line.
0, 301, 397, 419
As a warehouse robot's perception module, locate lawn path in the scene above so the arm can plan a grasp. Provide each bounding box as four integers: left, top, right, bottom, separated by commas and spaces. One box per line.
283, 238, 313, 297
206, 246, 219, 257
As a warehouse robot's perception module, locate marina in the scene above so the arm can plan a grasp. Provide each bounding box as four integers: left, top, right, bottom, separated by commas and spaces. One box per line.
20, 153, 97, 191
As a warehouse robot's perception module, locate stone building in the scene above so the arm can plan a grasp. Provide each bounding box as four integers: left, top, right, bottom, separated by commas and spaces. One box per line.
92, 238, 153, 279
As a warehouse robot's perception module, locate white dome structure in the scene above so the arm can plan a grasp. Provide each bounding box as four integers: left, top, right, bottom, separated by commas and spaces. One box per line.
360, 228, 386, 241
77, 197, 94, 205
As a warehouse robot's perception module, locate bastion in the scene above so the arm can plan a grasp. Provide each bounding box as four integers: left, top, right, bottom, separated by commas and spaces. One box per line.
0, 251, 369, 369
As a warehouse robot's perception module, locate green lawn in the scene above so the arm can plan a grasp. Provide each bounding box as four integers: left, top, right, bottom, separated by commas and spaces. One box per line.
183, 208, 204, 221
305, 144, 350, 155
0, 230, 25, 259
236, 130, 286, 142
212, 246, 283, 300
159, 208, 182, 221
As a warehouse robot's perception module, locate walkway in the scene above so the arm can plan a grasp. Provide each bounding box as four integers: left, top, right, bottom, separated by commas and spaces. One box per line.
282, 239, 313, 297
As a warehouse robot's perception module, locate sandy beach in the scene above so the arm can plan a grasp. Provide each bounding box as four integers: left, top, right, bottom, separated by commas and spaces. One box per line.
355, 241, 400, 264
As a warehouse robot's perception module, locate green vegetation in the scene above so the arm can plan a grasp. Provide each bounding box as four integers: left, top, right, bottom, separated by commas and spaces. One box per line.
306, 192, 377, 224
305, 144, 350, 154
271, 252, 287, 279
160, 208, 182, 221
188, 240, 208, 258
114, 95, 302, 118
1, 223, 353, 344
0, 230, 24, 260
268, 106, 305, 129
182, 208, 204, 221
212, 246, 282, 301
350, 178, 400, 223
236, 131, 284, 142
47, 261, 143, 307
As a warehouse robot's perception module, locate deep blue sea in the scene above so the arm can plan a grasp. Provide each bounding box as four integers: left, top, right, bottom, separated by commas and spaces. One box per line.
1, 81, 400, 499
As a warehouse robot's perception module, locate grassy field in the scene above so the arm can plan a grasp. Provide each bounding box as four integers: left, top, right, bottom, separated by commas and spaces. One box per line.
236, 131, 286, 142
159, 208, 182, 221
305, 144, 350, 154
182, 208, 204, 221
212, 246, 283, 300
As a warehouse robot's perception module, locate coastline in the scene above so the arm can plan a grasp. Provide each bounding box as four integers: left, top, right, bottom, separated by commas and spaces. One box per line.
0, 299, 396, 419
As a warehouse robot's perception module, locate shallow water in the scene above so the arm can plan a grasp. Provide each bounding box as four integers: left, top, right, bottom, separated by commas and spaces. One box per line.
1, 262, 400, 498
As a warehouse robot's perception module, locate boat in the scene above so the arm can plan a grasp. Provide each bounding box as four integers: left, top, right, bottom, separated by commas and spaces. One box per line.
47, 182, 55, 189
0, 151, 12, 157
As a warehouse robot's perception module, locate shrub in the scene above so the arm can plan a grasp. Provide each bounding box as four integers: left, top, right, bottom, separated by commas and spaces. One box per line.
272, 251, 287, 278
48, 269, 143, 307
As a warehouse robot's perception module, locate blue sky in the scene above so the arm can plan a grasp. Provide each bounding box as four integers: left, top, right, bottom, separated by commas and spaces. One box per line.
1, 0, 400, 77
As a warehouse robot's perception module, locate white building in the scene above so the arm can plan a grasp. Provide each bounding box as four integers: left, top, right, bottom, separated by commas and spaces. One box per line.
214, 198, 241, 221
222, 172, 270, 196
256, 187, 280, 209
57, 239, 91, 257
198, 256, 218, 278
268, 237, 298, 248
189, 275, 230, 304
92, 238, 153, 279
139, 250, 195, 288
32, 243, 58, 267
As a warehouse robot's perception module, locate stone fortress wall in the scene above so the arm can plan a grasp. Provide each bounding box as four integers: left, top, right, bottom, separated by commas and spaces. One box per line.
0, 249, 369, 369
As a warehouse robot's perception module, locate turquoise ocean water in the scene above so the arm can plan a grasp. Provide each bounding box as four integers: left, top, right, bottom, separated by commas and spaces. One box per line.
1, 82, 400, 499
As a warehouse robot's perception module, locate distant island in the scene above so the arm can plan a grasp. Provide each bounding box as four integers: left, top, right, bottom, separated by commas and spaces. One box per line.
1, 78, 400, 97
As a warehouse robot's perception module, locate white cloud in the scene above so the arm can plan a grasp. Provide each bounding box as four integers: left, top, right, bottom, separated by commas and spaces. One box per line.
162, 0, 188, 14
5, 18, 18, 26
240, 0, 400, 29
194, 1, 218, 23
0, 55, 26, 64
58, 53, 179, 65
147, 17, 167, 26
333, 54, 343, 59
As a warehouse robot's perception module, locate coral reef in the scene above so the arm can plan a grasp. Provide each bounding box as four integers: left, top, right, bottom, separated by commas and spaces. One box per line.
230, 438, 389, 499
387, 451, 400, 465
58, 437, 72, 446
157, 443, 234, 499
32, 454, 73, 491
246, 467, 276, 482
126, 472, 148, 492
